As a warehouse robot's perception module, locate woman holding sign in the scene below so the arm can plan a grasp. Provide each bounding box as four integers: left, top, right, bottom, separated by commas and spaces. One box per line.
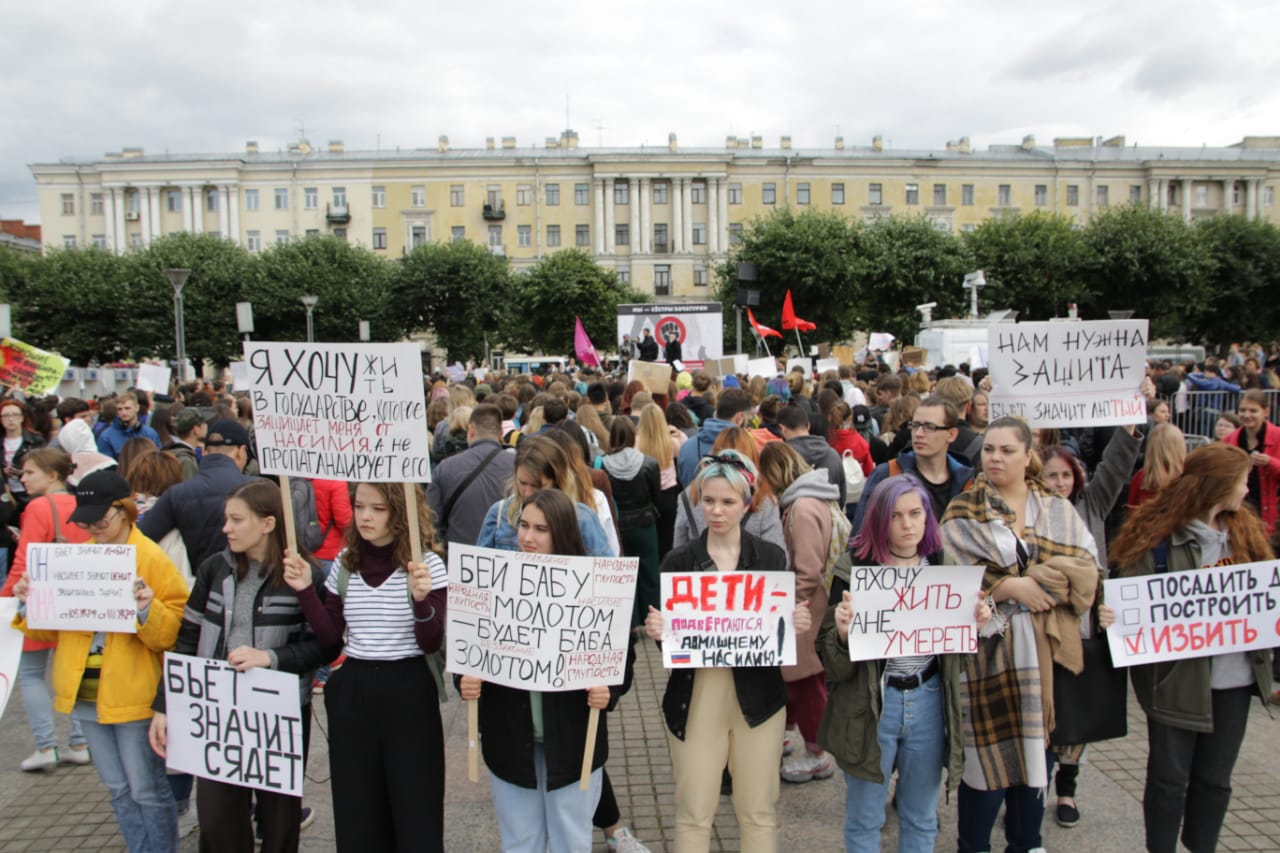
1110, 443, 1273, 853
460, 489, 619, 853
10, 469, 187, 853
644, 450, 809, 853
939, 417, 1110, 853
285, 480, 447, 852
148, 480, 328, 853
818, 474, 990, 853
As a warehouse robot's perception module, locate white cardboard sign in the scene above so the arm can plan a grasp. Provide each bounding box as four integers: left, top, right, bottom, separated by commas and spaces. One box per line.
986, 320, 1149, 428
446, 544, 638, 691
660, 571, 796, 668
163, 653, 304, 796
845, 564, 985, 661
746, 356, 778, 379
135, 363, 172, 394
815, 358, 840, 375
0, 599, 22, 721
244, 342, 431, 482
24, 543, 137, 633
1105, 561, 1280, 667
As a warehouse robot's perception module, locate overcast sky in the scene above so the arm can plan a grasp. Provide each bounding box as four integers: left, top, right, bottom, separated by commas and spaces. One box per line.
3, 0, 1277, 224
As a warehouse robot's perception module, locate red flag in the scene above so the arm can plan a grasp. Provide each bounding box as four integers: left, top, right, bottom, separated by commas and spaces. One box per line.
781, 290, 817, 332
748, 308, 781, 339
573, 316, 601, 368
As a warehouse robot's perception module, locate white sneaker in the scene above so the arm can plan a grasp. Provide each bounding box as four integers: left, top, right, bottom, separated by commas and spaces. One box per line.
61, 746, 91, 766
607, 826, 652, 853
177, 805, 199, 838
782, 727, 800, 757
20, 748, 58, 772
780, 749, 834, 783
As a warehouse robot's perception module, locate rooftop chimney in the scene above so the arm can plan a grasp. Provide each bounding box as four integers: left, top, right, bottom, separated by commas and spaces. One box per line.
122, 147, 144, 159
834, 136, 844, 150
668, 132, 678, 152
328, 140, 344, 154
726, 136, 738, 150
245, 141, 259, 155
1021, 134, 1037, 151
871, 135, 883, 152
1102, 135, 1126, 147
780, 135, 792, 150
750, 135, 763, 150
438, 135, 449, 153
502, 136, 516, 149
561, 129, 579, 149
486, 137, 495, 151
545, 136, 560, 149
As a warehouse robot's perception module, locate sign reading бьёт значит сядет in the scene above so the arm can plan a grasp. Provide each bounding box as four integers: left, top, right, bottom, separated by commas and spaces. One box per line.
987, 320, 1149, 428
244, 342, 430, 483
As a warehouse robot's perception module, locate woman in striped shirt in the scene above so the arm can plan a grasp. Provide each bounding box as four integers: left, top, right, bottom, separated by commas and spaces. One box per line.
286, 482, 448, 853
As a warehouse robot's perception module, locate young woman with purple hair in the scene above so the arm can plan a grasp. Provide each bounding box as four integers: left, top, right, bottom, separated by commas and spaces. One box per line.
817, 474, 989, 853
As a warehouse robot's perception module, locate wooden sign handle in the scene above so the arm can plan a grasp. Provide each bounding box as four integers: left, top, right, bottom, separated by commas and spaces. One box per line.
468, 699, 480, 783
279, 476, 298, 556
579, 707, 600, 790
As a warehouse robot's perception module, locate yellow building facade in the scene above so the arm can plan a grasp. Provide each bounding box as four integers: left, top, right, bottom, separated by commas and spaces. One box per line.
30, 131, 1280, 301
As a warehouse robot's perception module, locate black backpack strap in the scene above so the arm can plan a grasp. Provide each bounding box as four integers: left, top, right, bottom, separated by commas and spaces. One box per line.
440, 446, 504, 533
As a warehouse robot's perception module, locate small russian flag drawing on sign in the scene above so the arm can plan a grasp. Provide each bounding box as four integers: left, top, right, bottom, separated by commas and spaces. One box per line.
670, 652, 692, 665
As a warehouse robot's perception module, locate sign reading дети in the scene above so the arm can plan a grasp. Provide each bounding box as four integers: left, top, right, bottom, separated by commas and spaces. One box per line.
245, 342, 430, 482
660, 571, 796, 669
987, 320, 1149, 428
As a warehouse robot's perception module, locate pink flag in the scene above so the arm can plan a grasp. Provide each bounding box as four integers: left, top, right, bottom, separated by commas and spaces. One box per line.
574, 316, 601, 368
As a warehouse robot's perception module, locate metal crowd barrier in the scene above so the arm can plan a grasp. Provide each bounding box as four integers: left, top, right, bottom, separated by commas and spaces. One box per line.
1161, 389, 1280, 438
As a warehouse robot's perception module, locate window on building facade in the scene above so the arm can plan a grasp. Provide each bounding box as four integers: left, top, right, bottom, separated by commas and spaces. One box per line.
933, 184, 946, 206
276, 230, 289, 246
517, 225, 531, 247
1034, 185, 1048, 206
304, 188, 317, 209
333, 227, 347, 241
303, 229, 316, 238
797, 183, 810, 205
61, 194, 74, 215
90, 193, 104, 216
411, 225, 427, 249
1131, 185, 1143, 204
691, 182, 706, 204
654, 223, 668, 251
411, 186, 426, 208
166, 189, 182, 212
692, 223, 706, 245
1195, 185, 1208, 207
371, 186, 385, 208
207, 189, 220, 212
905, 184, 919, 205
729, 223, 743, 245
998, 185, 1011, 207
614, 181, 629, 205
276, 188, 290, 210
488, 225, 502, 246
246, 231, 261, 252
869, 184, 883, 206
832, 183, 845, 205
371, 227, 387, 250
245, 189, 260, 210
545, 183, 560, 206
1167, 184, 1178, 206
63, 235, 76, 248
517, 185, 532, 206
1066, 185, 1079, 206
617, 268, 630, 284
487, 186, 501, 207
130, 233, 143, 249
962, 184, 974, 206
451, 185, 465, 207
1097, 185, 1110, 207
615, 223, 629, 245
576, 224, 590, 246
92, 234, 106, 250
960, 223, 977, 233
694, 265, 707, 286
333, 187, 347, 207
653, 182, 669, 204
1265, 186, 1274, 206
654, 265, 671, 296
126, 192, 140, 214
575, 183, 590, 205
762, 183, 776, 205
547, 224, 561, 247
451, 226, 465, 242
728, 183, 743, 204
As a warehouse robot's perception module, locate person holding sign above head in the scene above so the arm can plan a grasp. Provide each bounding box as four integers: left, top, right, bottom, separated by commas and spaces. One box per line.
818, 474, 990, 853
460, 489, 621, 853
1109, 443, 1274, 853
284, 481, 448, 853
148, 480, 328, 853
939, 417, 1112, 853
10, 469, 188, 853
644, 451, 810, 853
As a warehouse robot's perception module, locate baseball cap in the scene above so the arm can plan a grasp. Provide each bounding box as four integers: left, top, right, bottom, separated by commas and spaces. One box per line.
204, 419, 250, 448
852, 405, 872, 430
70, 470, 132, 525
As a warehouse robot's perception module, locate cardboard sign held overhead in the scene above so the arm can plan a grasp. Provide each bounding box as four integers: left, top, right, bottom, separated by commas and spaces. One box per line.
832, 345, 858, 366
701, 357, 737, 378
746, 356, 778, 379
135, 363, 172, 394
627, 360, 671, 395
899, 346, 927, 368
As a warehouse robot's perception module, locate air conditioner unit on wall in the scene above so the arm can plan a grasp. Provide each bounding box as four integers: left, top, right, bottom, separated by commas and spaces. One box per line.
125, 211, 140, 221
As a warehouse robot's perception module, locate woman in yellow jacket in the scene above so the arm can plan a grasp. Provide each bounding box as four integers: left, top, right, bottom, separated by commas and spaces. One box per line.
12, 470, 187, 853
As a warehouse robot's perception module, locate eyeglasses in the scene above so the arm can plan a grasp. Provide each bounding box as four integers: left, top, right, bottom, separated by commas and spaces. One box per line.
74, 506, 121, 531
907, 421, 950, 434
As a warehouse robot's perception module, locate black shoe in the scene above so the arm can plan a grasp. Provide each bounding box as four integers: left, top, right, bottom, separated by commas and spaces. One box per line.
1056, 801, 1080, 828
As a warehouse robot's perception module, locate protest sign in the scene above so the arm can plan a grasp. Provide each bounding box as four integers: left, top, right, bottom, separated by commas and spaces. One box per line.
815, 358, 840, 375
228, 361, 249, 389
660, 571, 796, 668
446, 544, 638, 691
731, 354, 748, 375
617, 303, 723, 369
163, 653, 304, 796
0, 599, 21, 722
244, 341, 430, 482
0, 338, 70, 395
746, 356, 778, 379
627, 359, 671, 395
701, 357, 736, 378
987, 320, 1149, 428
868, 333, 895, 352
135, 363, 172, 394
844, 564, 984, 661
1105, 560, 1280, 667
900, 346, 927, 368
24, 543, 137, 634
833, 345, 858, 366
786, 357, 811, 377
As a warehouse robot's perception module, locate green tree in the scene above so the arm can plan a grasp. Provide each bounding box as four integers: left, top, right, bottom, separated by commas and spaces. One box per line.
857, 216, 971, 343
963, 212, 1091, 320
1080, 206, 1210, 340
508, 249, 648, 356
10, 247, 130, 363
1190, 215, 1280, 349
397, 240, 512, 363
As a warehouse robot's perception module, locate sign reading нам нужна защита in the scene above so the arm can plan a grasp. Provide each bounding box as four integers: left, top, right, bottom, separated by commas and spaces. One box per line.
446, 544, 638, 691
845, 564, 985, 662
1105, 560, 1280, 667
244, 342, 430, 482
164, 653, 304, 797
986, 320, 1149, 428
24, 543, 137, 634
660, 571, 796, 669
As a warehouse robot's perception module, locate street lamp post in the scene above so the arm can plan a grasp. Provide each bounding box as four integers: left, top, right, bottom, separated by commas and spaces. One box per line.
962, 269, 986, 320
358, 320, 370, 342
300, 295, 318, 342
236, 302, 255, 342
165, 268, 191, 381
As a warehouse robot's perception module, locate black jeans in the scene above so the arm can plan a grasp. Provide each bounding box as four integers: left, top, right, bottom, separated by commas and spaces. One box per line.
1144, 686, 1252, 853
957, 776, 1047, 853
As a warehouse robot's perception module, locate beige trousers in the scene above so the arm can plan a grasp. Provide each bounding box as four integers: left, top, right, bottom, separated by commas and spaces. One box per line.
667, 668, 785, 853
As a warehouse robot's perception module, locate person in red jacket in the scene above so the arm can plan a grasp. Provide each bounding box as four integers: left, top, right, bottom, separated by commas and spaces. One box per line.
310, 478, 352, 691
0, 448, 93, 771
1226, 389, 1280, 536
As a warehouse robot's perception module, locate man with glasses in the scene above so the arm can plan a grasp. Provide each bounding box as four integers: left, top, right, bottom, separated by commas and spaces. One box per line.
852, 396, 974, 532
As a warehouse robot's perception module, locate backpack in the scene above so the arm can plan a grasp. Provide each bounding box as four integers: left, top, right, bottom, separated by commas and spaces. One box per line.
290, 478, 329, 553
334, 561, 449, 703
841, 450, 867, 506
787, 499, 853, 594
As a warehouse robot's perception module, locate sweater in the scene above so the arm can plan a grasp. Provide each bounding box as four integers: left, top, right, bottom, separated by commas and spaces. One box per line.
778, 470, 840, 682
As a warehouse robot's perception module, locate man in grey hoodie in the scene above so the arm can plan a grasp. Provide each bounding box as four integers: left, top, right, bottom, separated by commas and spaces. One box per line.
777, 404, 846, 502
